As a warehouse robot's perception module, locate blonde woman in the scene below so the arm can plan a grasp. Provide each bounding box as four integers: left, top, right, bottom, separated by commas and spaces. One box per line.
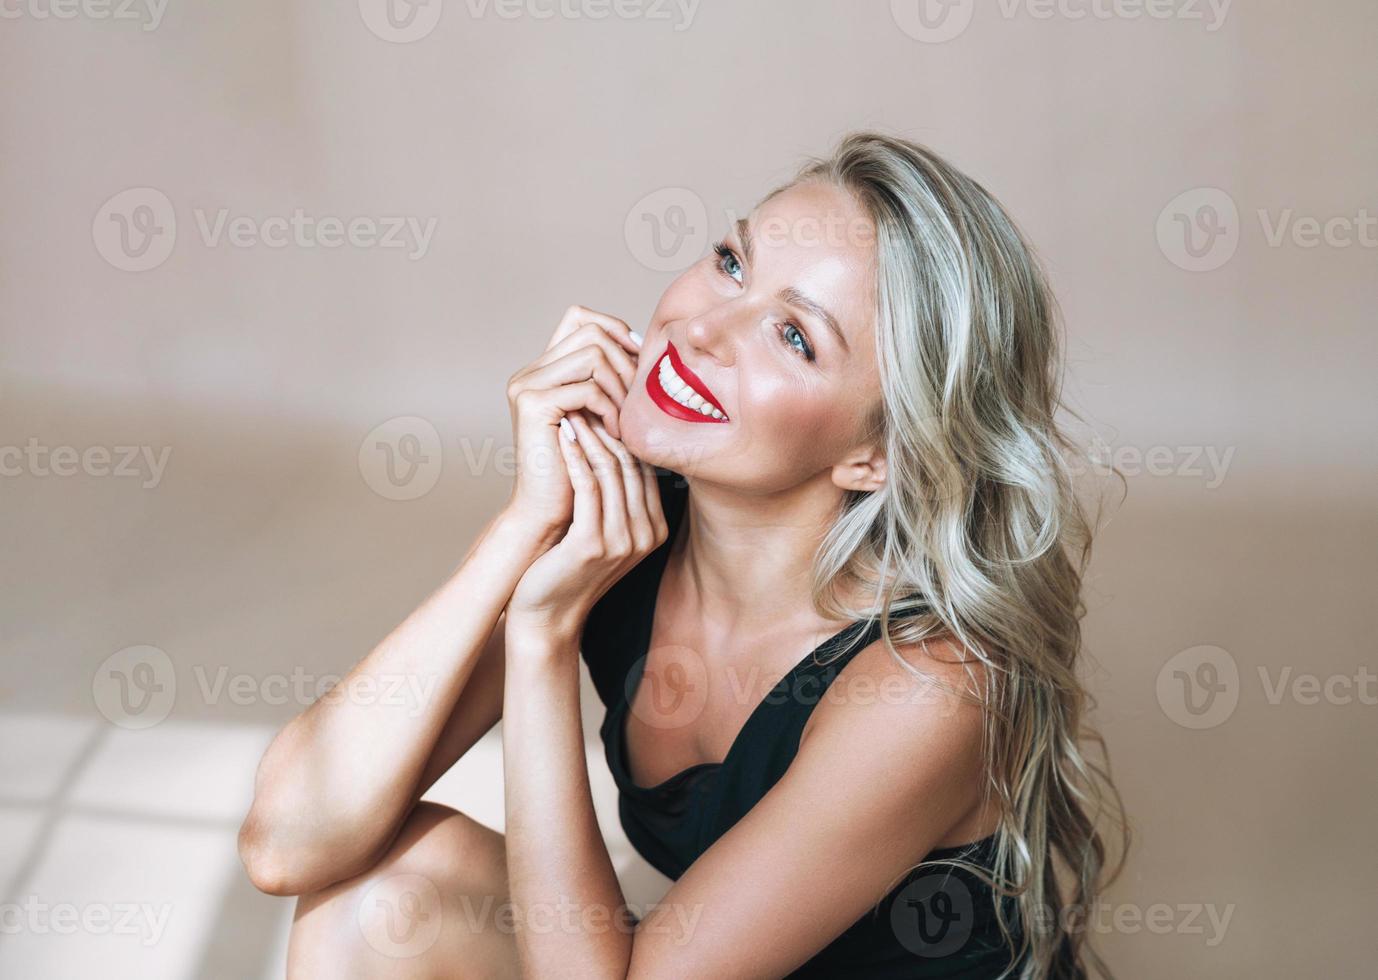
239, 132, 1127, 978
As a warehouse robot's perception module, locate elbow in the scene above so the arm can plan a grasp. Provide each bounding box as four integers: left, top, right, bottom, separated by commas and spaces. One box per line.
237, 802, 379, 898
237, 815, 309, 897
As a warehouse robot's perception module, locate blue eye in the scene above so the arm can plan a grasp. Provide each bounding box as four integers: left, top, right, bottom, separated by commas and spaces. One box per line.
778, 322, 815, 362
711, 239, 815, 363
712, 241, 742, 283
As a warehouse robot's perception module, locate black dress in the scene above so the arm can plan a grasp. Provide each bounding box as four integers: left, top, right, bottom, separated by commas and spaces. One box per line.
579, 468, 1029, 978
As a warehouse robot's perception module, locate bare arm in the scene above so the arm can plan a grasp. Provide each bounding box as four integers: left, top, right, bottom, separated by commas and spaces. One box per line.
238, 304, 640, 898
237, 507, 558, 897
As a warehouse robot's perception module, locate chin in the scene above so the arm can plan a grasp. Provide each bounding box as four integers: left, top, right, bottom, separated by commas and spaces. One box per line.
620, 399, 715, 479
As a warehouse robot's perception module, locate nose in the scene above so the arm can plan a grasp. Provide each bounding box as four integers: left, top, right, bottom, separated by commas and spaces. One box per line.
683, 301, 739, 368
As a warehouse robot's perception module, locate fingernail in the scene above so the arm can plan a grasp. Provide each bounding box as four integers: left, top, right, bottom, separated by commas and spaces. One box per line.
559, 417, 577, 443
628, 330, 644, 348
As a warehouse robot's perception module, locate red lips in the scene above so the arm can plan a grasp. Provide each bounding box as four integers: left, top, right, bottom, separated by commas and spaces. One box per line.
646, 340, 730, 424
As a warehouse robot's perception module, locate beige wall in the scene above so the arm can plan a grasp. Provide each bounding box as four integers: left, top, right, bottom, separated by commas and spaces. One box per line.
1, 0, 1374, 976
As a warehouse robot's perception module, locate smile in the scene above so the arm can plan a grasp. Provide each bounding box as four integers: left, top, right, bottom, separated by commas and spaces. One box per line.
646, 341, 729, 423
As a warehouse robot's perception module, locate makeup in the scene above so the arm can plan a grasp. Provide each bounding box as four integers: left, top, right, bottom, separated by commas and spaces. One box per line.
646, 340, 730, 424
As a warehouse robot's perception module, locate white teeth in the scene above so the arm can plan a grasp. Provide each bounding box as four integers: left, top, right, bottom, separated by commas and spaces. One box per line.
658, 354, 726, 420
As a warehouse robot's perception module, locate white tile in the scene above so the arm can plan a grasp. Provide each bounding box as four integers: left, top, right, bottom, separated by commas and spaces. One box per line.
0, 805, 47, 888
67, 722, 275, 821
0, 814, 239, 980
0, 714, 100, 801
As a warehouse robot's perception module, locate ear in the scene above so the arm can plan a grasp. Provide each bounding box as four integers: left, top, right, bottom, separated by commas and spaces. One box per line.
831, 442, 887, 493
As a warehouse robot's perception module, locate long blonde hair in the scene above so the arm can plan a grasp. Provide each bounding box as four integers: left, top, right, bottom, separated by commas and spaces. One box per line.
774, 132, 1129, 978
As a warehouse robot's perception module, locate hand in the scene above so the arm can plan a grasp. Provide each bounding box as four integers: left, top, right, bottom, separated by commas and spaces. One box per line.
507, 412, 668, 643
504, 305, 643, 539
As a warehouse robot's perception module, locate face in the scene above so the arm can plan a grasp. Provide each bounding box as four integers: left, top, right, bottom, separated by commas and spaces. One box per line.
620, 180, 886, 496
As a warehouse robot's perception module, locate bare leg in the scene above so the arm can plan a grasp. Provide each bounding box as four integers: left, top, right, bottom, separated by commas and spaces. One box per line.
287, 801, 520, 980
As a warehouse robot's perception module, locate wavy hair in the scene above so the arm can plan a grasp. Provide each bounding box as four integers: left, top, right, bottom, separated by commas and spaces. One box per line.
766, 132, 1129, 978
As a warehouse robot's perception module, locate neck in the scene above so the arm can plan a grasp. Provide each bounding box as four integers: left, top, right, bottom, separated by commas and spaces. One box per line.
669, 473, 850, 634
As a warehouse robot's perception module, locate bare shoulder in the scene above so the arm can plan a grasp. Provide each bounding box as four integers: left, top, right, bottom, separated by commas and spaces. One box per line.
800, 629, 990, 765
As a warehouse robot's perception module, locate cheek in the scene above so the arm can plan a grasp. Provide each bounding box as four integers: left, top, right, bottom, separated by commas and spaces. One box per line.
737, 373, 851, 462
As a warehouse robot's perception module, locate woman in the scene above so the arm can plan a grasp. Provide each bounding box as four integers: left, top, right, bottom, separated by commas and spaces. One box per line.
239, 131, 1128, 978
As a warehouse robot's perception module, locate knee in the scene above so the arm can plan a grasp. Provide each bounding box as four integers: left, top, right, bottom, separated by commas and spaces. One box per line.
288, 802, 513, 978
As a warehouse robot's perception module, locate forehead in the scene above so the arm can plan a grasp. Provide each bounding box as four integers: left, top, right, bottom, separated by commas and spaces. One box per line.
744, 180, 878, 353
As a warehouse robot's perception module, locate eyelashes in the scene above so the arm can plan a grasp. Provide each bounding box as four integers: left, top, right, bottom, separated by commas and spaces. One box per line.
709, 240, 816, 363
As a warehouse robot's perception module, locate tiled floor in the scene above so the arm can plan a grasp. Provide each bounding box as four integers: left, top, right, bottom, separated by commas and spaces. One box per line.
0, 706, 671, 978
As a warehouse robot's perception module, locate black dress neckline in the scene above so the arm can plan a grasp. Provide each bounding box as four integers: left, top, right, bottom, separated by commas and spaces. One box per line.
613, 476, 882, 797
601, 468, 998, 861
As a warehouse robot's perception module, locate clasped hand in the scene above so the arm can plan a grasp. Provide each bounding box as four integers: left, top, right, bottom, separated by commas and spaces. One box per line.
508, 411, 668, 644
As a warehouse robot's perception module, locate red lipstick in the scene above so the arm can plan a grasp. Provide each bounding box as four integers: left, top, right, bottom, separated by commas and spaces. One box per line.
646, 340, 729, 424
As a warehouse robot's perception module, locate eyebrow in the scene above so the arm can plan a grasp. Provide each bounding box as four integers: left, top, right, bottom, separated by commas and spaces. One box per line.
734, 217, 850, 355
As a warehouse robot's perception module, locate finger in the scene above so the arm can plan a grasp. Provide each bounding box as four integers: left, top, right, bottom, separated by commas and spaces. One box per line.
556, 413, 601, 533
546, 305, 643, 359
518, 345, 630, 413
640, 458, 668, 544
568, 413, 630, 553
521, 380, 622, 440
536, 322, 639, 393
587, 421, 655, 552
